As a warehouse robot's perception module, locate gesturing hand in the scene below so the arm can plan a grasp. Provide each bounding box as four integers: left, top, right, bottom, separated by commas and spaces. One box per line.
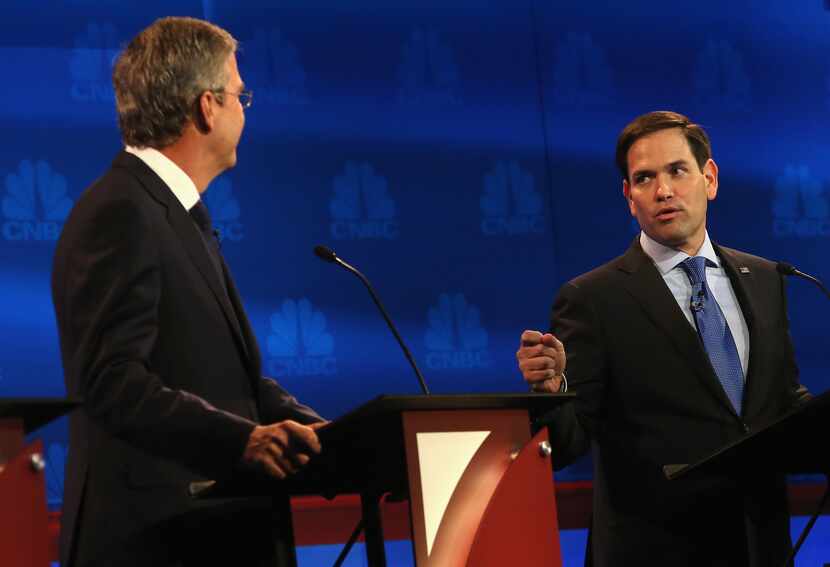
516, 330, 566, 393
242, 420, 325, 479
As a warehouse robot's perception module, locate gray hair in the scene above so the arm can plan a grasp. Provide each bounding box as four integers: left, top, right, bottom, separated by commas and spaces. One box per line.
113, 17, 237, 148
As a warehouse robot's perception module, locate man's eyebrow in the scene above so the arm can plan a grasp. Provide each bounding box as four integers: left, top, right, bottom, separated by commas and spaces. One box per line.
665, 159, 691, 169
630, 167, 655, 179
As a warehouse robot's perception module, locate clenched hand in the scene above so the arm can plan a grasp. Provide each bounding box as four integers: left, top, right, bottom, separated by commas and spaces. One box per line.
516, 330, 566, 393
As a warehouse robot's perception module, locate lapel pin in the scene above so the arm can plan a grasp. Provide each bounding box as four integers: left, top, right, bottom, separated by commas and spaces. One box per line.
738, 266, 750, 274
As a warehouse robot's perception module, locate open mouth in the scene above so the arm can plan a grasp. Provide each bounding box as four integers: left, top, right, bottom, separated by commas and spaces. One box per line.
655, 207, 681, 221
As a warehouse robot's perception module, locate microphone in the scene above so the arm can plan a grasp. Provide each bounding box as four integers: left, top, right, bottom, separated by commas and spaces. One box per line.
776, 261, 830, 300
313, 245, 337, 263
313, 245, 430, 395
690, 289, 705, 312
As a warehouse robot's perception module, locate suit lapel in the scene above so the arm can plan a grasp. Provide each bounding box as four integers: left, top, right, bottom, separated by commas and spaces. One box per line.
113, 152, 254, 372
617, 239, 739, 415
222, 260, 262, 377
168, 202, 252, 360
714, 245, 764, 416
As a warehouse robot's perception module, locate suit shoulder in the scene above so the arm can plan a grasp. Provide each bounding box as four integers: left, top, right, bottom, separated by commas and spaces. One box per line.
56, 163, 163, 259
717, 245, 778, 274
76, 164, 149, 208
67, 160, 167, 233
563, 253, 629, 293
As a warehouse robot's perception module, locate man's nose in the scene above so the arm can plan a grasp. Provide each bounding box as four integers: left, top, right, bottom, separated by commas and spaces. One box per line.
655, 176, 673, 200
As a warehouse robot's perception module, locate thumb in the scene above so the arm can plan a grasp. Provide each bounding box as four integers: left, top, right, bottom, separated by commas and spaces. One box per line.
520, 329, 544, 347
541, 333, 562, 349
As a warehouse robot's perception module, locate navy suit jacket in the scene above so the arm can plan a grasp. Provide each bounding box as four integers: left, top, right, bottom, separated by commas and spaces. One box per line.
52, 152, 321, 566
543, 238, 809, 567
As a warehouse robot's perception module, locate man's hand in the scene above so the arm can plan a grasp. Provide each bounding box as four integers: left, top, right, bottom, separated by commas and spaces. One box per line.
516, 330, 566, 393
242, 420, 325, 479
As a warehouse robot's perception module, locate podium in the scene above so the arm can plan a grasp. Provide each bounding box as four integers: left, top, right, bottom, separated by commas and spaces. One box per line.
197, 393, 573, 566
0, 398, 77, 567
664, 389, 830, 565
664, 390, 830, 481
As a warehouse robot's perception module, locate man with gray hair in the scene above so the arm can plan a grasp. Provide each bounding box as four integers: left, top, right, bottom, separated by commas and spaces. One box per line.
52, 17, 323, 567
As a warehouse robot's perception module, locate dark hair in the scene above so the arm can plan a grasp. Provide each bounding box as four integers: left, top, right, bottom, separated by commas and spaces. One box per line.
113, 17, 237, 148
615, 111, 712, 182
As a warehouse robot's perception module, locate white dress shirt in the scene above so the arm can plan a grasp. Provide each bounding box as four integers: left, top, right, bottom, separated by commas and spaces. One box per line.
125, 146, 200, 212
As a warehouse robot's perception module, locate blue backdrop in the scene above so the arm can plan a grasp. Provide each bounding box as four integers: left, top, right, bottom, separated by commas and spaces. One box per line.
2, 1, 829, 565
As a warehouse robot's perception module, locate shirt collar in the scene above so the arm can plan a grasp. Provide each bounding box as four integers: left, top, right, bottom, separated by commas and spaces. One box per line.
639, 230, 720, 275
125, 146, 200, 211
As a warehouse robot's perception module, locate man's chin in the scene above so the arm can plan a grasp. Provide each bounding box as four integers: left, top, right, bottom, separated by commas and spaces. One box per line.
644, 229, 685, 249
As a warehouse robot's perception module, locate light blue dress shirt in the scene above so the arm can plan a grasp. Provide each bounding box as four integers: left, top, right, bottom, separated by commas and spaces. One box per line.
639, 231, 750, 379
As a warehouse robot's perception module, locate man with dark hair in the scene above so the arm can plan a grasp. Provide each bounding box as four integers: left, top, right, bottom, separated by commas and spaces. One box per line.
614, 111, 713, 183
516, 111, 809, 566
52, 17, 323, 567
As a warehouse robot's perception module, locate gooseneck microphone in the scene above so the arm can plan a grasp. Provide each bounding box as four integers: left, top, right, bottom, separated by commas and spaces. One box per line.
313, 245, 430, 395
776, 262, 830, 300
776, 260, 829, 567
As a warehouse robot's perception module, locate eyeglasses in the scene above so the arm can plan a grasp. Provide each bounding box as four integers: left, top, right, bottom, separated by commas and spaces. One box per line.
211, 88, 253, 109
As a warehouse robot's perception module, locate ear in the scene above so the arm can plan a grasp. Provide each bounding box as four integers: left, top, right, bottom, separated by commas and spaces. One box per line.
702, 158, 718, 200
194, 90, 217, 134
623, 179, 636, 216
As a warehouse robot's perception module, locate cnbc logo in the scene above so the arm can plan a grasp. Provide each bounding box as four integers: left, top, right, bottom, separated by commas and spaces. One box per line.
553, 32, 615, 107
693, 39, 751, 112
205, 176, 244, 242
69, 22, 120, 103
2, 160, 72, 241
329, 162, 399, 240
480, 161, 545, 236
771, 165, 829, 238
266, 298, 337, 377
241, 28, 307, 104
397, 27, 461, 105
424, 293, 491, 370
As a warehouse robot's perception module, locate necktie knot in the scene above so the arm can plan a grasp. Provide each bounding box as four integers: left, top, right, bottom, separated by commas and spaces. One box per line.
680, 256, 709, 286
189, 200, 213, 234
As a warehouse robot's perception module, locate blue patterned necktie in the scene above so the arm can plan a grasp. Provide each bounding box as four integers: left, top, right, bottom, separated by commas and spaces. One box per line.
679, 256, 744, 414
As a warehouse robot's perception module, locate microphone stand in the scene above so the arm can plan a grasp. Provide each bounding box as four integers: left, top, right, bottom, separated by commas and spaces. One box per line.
776, 261, 830, 567
314, 245, 430, 567
314, 245, 430, 396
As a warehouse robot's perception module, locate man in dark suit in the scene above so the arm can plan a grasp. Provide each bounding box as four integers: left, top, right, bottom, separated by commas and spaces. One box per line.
516, 111, 809, 567
52, 17, 324, 567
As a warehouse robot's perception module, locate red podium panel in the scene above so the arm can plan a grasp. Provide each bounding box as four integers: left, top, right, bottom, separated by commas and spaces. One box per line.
466, 427, 562, 566
402, 409, 561, 566
0, 439, 49, 567
0, 399, 76, 567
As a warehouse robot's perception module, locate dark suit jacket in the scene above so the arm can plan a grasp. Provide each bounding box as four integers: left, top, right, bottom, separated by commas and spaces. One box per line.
52, 152, 321, 567
543, 238, 809, 567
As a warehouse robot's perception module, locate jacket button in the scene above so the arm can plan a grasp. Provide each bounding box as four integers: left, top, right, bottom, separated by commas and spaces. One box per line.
741, 422, 750, 433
